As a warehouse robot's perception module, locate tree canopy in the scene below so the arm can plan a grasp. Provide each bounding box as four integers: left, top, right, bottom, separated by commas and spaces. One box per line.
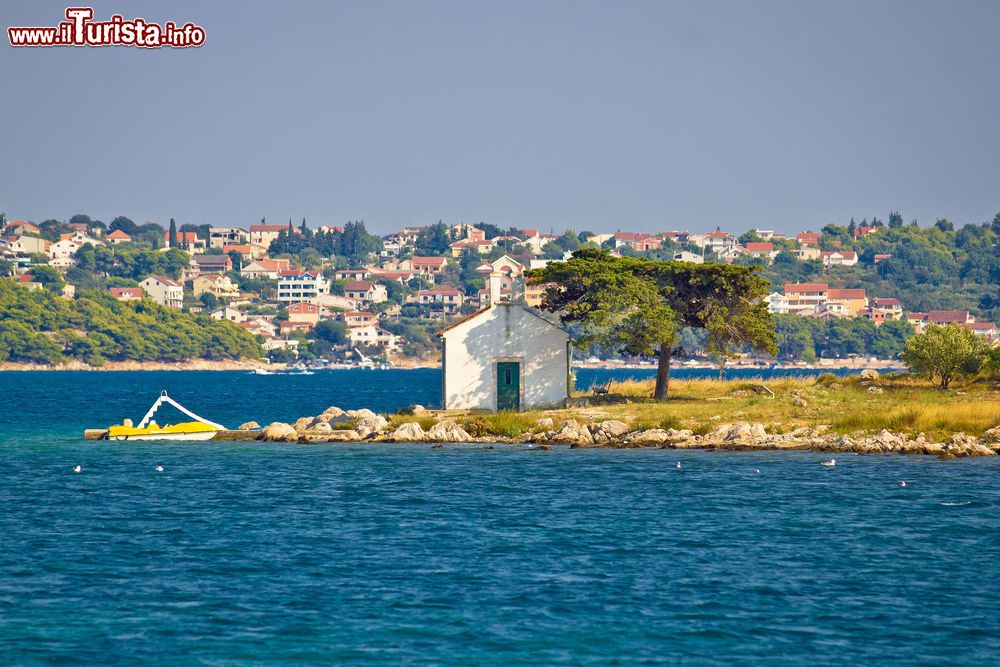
527, 249, 777, 399
900, 324, 987, 389
0, 279, 260, 365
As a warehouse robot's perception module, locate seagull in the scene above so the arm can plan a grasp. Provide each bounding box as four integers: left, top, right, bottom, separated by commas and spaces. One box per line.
754, 468, 761, 474
73, 465, 82, 473
898, 481, 907, 487
676, 461, 682, 469
155, 465, 164, 473
820, 459, 836, 467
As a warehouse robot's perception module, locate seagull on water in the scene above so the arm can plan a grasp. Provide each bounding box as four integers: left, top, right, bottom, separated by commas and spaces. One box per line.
155, 465, 164, 473
754, 468, 761, 474
73, 465, 82, 473
898, 481, 907, 487
820, 459, 836, 467
676, 461, 682, 469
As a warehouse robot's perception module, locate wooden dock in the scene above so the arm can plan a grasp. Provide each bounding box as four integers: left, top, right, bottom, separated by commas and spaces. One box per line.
84, 429, 260, 441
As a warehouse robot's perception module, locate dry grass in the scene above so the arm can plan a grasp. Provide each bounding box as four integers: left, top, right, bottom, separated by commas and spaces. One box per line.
386, 414, 438, 431
569, 375, 1000, 441
461, 412, 540, 438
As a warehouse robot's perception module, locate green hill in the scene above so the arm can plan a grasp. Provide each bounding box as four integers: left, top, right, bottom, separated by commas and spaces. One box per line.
0, 279, 261, 366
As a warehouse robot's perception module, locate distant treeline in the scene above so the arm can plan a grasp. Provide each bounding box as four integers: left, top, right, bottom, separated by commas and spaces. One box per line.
0, 280, 260, 365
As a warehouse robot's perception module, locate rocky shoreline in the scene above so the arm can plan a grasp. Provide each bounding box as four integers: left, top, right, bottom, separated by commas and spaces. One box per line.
249, 407, 1000, 458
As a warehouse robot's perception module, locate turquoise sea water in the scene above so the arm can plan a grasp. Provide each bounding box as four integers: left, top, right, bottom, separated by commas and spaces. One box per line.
2, 370, 999, 665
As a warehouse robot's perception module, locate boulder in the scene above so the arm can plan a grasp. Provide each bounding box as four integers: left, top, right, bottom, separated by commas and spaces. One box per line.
791, 396, 808, 407
550, 419, 593, 446
982, 426, 1000, 445
238, 421, 260, 430
537, 417, 554, 430
628, 429, 669, 446
872, 429, 903, 452
354, 414, 389, 438
260, 422, 298, 442
944, 432, 989, 456
391, 422, 425, 441
859, 368, 880, 383
321, 406, 346, 419
292, 416, 315, 432
347, 408, 378, 421
589, 420, 630, 444
426, 420, 472, 442
708, 422, 768, 443
311, 421, 333, 433
411, 405, 428, 415
866, 386, 884, 394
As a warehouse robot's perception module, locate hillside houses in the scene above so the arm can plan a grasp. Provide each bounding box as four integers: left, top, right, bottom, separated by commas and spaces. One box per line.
209, 227, 249, 249
417, 286, 463, 317
343, 280, 388, 304
249, 224, 291, 249
241, 258, 290, 280
3, 212, 997, 366
140, 275, 183, 309
277, 270, 329, 303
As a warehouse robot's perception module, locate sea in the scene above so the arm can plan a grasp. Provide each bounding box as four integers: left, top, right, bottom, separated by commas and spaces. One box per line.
1, 369, 998, 665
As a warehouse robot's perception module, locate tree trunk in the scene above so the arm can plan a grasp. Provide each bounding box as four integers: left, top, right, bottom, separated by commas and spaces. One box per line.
654, 343, 672, 401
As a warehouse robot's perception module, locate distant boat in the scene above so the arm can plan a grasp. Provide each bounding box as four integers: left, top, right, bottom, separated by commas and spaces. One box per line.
105, 391, 224, 441
252, 368, 273, 375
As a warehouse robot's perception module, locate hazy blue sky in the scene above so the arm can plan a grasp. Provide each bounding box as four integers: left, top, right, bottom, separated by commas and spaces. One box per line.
2, 0, 998, 234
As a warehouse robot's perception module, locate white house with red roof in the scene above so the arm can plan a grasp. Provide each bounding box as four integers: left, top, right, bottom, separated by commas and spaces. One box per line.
417, 286, 463, 316
139, 275, 183, 309
796, 231, 821, 247
165, 230, 207, 252
450, 239, 494, 257
105, 229, 132, 245
406, 256, 448, 275
614, 231, 662, 253
337, 310, 379, 328
109, 287, 144, 301
249, 224, 293, 249
241, 258, 291, 280
784, 283, 828, 311
745, 242, 777, 261
820, 250, 858, 267
689, 230, 735, 251
343, 280, 387, 304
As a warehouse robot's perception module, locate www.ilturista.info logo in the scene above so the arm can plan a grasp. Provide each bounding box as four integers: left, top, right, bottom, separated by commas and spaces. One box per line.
8, 7, 205, 48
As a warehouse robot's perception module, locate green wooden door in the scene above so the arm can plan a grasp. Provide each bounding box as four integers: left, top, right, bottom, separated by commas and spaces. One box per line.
496, 362, 521, 412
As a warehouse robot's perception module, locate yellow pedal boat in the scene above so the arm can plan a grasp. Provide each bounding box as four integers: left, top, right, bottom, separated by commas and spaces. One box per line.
105, 391, 224, 441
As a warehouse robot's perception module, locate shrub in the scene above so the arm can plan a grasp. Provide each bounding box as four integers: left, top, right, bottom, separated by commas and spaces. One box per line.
691, 423, 713, 436
659, 415, 683, 431
461, 413, 537, 438
901, 324, 988, 389
815, 373, 840, 386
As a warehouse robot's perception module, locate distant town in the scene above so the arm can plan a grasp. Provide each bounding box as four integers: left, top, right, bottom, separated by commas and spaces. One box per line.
1, 211, 997, 367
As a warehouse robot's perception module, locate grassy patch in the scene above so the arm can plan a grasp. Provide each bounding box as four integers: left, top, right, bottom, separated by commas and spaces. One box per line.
461, 412, 538, 438
387, 414, 438, 431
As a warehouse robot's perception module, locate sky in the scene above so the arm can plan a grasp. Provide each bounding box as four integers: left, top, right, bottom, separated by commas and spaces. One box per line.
1, 0, 998, 235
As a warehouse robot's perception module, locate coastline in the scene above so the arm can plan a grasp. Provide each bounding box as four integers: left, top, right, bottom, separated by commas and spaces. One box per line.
0, 359, 906, 372
0, 359, 274, 372
222, 374, 1000, 458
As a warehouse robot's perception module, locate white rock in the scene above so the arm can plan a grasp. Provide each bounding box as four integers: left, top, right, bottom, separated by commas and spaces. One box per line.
260, 422, 298, 442
426, 420, 472, 442
391, 422, 426, 441
355, 415, 389, 438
